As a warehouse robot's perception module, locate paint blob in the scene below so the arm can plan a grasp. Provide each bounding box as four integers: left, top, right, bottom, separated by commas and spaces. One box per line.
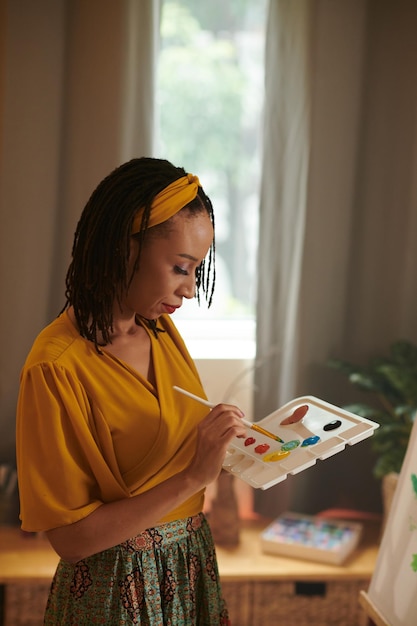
323, 419, 342, 431
244, 437, 256, 446
280, 404, 309, 425
412, 473, 417, 496
281, 439, 300, 451
255, 443, 270, 454
301, 435, 320, 447
263, 449, 291, 462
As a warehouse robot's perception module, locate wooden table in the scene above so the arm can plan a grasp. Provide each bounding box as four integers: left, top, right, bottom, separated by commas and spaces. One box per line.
0, 529, 59, 585
215, 519, 380, 581
0, 520, 381, 626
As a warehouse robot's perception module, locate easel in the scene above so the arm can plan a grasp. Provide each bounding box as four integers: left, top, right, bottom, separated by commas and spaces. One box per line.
359, 590, 391, 626
357, 413, 417, 626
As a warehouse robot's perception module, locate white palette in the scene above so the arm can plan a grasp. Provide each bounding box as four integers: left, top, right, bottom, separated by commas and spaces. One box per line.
222, 395, 379, 490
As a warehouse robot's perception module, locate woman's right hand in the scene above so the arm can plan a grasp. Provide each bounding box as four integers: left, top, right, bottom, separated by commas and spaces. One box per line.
185, 403, 247, 488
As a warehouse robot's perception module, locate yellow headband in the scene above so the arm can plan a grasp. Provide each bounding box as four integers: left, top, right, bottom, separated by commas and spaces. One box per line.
131, 173, 201, 234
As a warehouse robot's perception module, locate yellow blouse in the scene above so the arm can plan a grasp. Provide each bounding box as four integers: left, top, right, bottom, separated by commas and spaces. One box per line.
16, 312, 209, 532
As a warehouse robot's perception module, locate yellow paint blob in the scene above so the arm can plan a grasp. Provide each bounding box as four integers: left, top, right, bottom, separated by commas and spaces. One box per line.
263, 449, 291, 462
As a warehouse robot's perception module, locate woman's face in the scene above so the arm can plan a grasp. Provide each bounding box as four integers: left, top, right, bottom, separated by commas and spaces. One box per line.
120, 210, 214, 320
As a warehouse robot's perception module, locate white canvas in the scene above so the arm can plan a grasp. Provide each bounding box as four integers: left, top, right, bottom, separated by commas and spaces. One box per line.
367, 419, 417, 625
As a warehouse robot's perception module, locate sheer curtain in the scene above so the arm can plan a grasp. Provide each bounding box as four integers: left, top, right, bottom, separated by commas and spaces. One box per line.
0, 0, 159, 462
254, 0, 417, 517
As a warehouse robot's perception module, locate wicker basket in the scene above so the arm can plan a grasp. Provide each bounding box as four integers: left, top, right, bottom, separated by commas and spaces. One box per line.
222, 579, 369, 626
4, 583, 51, 626
4, 578, 368, 626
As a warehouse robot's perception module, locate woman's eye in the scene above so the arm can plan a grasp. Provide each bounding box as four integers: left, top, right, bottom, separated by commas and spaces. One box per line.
174, 265, 188, 276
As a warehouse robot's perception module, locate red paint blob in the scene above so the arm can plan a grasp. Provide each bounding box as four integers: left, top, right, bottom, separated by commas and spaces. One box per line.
244, 437, 256, 446
255, 443, 270, 454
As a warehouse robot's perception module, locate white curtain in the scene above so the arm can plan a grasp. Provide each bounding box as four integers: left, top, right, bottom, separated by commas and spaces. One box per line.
254, 0, 417, 517
0, 0, 160, 463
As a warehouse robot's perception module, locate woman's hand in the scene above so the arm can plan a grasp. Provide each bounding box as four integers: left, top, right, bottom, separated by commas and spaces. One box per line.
185, 403, 247, 488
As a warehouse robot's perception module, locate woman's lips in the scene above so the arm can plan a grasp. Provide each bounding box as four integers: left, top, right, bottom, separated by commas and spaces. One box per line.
163, 304, 179, 314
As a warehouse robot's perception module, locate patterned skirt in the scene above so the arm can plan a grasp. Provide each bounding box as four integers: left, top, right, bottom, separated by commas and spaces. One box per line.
44, 513, 230, 625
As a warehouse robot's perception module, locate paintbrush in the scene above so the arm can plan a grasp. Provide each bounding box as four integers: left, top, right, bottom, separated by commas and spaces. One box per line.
173, 385, 284, 443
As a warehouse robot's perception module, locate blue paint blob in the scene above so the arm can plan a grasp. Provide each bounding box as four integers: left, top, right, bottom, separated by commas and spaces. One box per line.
301, 435, 320, 447
281, 439, 300, 451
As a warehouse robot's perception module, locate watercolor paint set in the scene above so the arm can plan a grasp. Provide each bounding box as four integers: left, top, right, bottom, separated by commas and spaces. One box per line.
221, 395, 379, 490
260, 511, 363, 565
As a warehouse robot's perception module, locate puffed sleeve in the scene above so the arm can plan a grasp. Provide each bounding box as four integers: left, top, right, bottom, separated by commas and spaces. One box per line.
16, 362, 129, 532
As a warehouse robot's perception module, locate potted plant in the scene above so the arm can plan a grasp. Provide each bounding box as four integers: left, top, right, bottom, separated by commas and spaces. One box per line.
327, 340, 417, 516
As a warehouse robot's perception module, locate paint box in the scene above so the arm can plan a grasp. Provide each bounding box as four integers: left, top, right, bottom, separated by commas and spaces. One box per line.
261, 511, 363, 565
222, 395, 379, 489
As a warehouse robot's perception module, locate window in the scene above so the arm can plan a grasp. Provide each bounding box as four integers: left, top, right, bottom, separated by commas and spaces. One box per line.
155, 0, 267, 358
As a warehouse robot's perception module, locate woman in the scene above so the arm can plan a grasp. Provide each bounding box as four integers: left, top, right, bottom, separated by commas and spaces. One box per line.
16, 157, 246, 625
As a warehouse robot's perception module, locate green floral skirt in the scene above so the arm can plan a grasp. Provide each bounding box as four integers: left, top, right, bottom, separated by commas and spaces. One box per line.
44, 513, 230, 625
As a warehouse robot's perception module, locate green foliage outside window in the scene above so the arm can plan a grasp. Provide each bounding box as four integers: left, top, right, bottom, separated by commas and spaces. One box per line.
157, 0, 267, 317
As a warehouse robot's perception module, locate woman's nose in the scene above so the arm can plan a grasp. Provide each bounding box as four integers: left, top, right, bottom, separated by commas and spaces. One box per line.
180, 275, 196, 299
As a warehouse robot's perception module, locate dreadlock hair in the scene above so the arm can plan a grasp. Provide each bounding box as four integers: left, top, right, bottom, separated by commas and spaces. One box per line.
61, 157, 216, 349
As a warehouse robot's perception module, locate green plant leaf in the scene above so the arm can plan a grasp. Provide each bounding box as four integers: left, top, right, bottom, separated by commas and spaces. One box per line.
373, 448, 405, 478
391, 340, 417, 367
327, 340, 417, 479
377, 364, 417, 400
